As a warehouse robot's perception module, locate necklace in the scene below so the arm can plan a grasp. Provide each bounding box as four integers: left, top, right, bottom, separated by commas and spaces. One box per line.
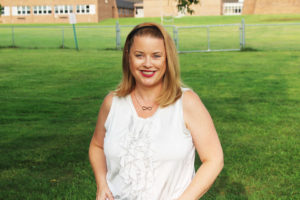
133, 91, 155, 111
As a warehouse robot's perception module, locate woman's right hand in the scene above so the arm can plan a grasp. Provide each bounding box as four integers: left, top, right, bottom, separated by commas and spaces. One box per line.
96, 184, 114, 200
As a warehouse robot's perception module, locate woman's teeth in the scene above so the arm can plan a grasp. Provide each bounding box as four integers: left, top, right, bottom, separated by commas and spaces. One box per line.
142, 71, 154, 75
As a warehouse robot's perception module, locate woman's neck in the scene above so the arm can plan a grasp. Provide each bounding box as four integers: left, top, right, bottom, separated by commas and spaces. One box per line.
134, 84, 162, 103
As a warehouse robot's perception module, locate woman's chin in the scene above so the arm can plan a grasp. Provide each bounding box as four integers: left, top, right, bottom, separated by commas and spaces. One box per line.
137, 79, 162, 88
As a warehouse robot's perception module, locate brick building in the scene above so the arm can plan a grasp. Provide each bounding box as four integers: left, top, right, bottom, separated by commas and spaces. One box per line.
243, 0, 300, 15
117, 0, 134, 17
143, 0, 223, 17
142, 0, 300, 17
1, 0, 299, 24
0, 0, 118, 24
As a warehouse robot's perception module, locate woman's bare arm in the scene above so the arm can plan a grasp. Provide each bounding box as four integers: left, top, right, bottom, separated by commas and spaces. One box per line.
178, 90, 224, 200
89, 92, 114, 200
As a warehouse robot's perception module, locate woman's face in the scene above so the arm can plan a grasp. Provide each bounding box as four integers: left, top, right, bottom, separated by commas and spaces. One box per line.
129, 35, 166, 88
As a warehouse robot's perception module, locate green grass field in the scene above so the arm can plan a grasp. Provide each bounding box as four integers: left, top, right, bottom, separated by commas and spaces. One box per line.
0, 14, 300, 199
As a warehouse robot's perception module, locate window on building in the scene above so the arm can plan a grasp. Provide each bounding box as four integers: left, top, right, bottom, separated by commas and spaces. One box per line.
16, 6, 30, 15
48, 6, 52, 14
33, 5, 52, 15
43, 6, 46, 14
76, 5, 94, 14
59, 6, 63, 14
54, 5, 73, 14
223, 2, 243, 15
1, 6, 11, 16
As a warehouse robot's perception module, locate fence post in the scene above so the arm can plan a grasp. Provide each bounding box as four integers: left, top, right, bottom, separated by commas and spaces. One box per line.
241, 18, 245, 49
239, 21, 242, 49
116, 21, 121, 50
72, 24, 79, 51
62, 26, 64, 48
173, 26, 179, 52
11, 26, 15, 47
207, 26, 210, 51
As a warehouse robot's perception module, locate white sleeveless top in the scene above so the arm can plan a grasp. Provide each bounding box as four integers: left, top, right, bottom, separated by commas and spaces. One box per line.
104, 89, 195, 200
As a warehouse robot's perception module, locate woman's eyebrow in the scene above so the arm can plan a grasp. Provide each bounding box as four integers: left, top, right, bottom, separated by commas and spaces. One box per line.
134, 50, 144, 53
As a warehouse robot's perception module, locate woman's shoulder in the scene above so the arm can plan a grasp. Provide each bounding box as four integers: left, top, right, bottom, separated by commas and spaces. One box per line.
102, 91, 129, 114
101, 91, 115, 115
182, 89, 212, 131
182, 89, 201, 106
182, 89, 206, 117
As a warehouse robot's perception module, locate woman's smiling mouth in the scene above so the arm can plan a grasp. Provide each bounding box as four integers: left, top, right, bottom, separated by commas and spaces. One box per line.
140, 70, 156, 78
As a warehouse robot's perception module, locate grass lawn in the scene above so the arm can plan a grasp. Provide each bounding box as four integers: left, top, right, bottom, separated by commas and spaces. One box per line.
0, 47, 299, 199
0, 13, 300, 200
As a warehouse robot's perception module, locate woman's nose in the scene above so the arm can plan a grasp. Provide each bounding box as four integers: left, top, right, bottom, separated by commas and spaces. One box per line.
143, 56, 152, 68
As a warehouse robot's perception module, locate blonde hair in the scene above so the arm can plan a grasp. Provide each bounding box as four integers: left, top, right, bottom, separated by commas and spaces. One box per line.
115, 22, 183, 107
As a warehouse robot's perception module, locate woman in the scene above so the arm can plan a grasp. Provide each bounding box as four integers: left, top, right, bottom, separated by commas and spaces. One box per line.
89, 22, 223, 200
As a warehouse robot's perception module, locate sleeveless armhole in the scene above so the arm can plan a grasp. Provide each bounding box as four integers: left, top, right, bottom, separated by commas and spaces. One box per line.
181, 88, 192, 136
104, 95, 115, 133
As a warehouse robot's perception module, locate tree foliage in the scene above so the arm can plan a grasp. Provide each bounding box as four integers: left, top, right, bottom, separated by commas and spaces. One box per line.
0, 4, 3, 16
126, 0, 201, 15
177, 0, 200, 15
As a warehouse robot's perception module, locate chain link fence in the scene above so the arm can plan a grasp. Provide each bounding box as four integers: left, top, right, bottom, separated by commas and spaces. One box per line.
244, 23, 300, 51
0, 20, 299, 52
175, 23, 243, 53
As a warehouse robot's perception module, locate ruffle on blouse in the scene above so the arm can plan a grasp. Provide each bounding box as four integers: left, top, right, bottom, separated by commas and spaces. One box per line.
119, 116, 154, 200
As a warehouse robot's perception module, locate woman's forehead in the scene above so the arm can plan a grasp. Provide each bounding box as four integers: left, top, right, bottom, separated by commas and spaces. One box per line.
131, 36, 165, 51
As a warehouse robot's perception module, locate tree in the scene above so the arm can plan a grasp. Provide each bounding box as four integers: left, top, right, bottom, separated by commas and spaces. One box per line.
0, 4, 3, 16
177, 0, 200, 15
126, 0, 201, 15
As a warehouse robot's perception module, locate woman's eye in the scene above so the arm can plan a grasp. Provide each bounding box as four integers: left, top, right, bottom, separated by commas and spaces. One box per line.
135, 54, 143, 58
154, 55, 161, 58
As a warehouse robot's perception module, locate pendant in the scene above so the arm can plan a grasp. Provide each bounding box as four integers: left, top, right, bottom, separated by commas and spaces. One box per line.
142, 106, 152, 110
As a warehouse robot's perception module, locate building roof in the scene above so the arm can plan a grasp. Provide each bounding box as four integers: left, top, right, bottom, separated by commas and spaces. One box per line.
116, 0, 134, 9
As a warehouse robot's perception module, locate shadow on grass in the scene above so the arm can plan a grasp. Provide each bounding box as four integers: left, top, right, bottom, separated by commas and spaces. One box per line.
104, 47, 122, 51
0, 45, 19, 49
203, 169, 248, 200
0, 45, 73, 50
195, 153, 248, 200
241, 47, 258, 52
0, 131, 92, 199
216, 169, 248, 200
59, 45, 72, 49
